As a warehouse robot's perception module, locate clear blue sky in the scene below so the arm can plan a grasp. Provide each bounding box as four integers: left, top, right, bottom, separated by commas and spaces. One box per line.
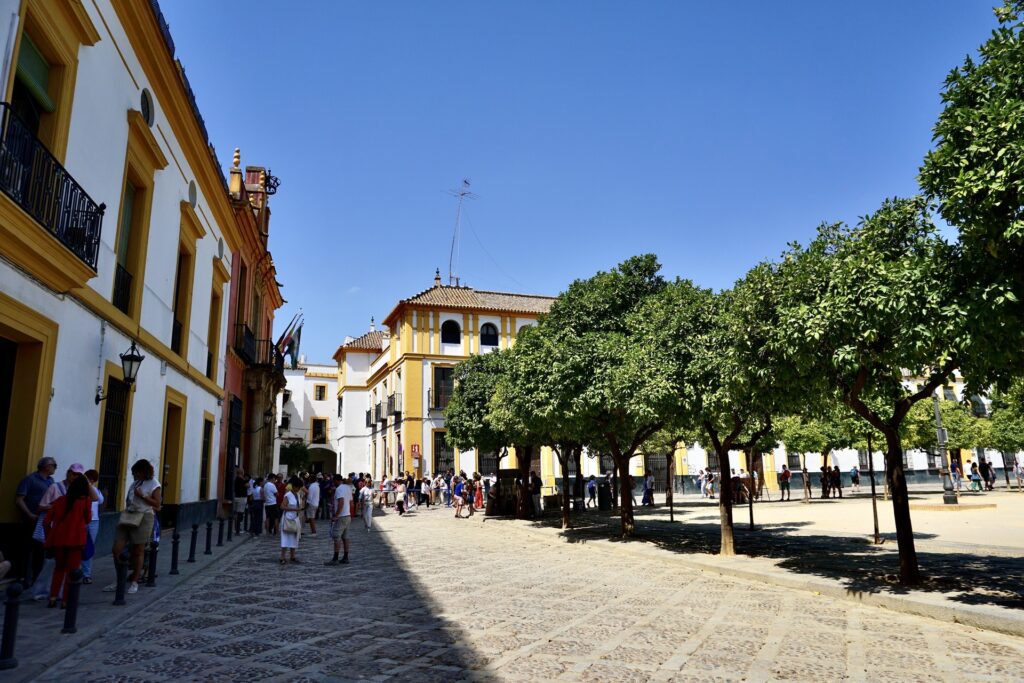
161, 1, 998, 363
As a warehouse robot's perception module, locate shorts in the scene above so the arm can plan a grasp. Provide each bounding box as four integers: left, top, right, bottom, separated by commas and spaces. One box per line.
780, 481, 790, 491
851, 477, 860, 485
265, 505, 280, 521
233, 497, 248, 514
115, 511, 155, 546
306, 504, 318, 518
330, 516, 350, 540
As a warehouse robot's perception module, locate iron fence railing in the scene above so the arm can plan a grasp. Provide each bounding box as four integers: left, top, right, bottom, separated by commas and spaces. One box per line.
0, 102, 104, 269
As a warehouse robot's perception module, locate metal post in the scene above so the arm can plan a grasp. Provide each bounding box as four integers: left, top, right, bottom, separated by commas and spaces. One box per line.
868, 434, 880, 545
217, 518, 224, 547
145, 541, 159, 587
169, 531, 180, 575
61, 570, 83, 633
0, 583, 23, 669
187, 524, 198, 563
112, 559, 127, 606
227, 515, 233, 543
204, 521, 213, 555
242, 506, 248, 533
934, 396, 958, 505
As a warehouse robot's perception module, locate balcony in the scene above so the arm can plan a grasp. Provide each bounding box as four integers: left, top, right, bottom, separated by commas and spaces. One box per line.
375, 401, 385, 424
387, 393, 402, 422
428, 386, 452, 411
365, 409, 372, 428
253, 338, 283, 372
0, 102, 105, 272
233, 323, 256, 364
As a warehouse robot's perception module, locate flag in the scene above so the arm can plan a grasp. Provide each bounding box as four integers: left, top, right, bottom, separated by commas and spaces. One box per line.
288, 322, 303, 369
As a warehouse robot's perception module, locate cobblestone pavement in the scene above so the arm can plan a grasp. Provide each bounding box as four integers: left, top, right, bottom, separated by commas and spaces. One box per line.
38, 504, 1024, 683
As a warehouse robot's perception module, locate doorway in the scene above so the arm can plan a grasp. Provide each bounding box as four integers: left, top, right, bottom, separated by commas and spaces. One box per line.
161, 389, 186, 503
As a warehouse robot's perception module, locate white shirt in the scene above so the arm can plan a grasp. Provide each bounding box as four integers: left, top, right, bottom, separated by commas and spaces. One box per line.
334, 483, 353, 517
90, 487, 105, 521
252, 485, 263, 502
359, 486, 373, 505
263, 481, 277, 507
127, 478, 161, 513
306, 482, 320, 507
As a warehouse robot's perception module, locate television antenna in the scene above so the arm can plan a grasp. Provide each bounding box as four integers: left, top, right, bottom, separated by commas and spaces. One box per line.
446, 178, 477, 286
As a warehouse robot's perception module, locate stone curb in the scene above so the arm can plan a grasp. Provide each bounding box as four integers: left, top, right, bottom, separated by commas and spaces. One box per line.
8, 533, 252, 683
504, 520, 1024, 640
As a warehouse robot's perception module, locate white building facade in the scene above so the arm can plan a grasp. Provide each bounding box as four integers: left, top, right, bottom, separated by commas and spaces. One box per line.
273, 361, 341, 475
0, 0, 252, 552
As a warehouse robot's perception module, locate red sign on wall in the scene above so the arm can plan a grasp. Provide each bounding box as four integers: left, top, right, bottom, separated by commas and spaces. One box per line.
411, 444, 420, 457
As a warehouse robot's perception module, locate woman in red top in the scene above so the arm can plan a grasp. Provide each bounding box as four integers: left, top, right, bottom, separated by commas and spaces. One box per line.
43, 475, 91, 607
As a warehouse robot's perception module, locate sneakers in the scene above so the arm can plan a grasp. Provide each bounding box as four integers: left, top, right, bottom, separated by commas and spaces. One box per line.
339, 556, 349, 564
127, 582, 139, 594
102, 583, 118, 592
308, 532, 317, 537
324, 559, 339, 566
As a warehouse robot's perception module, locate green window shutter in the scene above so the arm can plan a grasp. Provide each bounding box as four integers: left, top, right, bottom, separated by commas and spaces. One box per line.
116, 183, 136, 266
15, 35, 56, 113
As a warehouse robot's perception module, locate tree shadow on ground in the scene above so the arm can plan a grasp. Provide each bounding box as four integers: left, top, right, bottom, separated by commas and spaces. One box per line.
523, 506, 1024, 611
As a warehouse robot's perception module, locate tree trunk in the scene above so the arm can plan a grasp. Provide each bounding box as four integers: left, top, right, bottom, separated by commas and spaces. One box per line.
746, 448, 755, 529
820, 447, 832, 498
666, 452, 675, 523
516, 445, 532, 520
615, 453, 635, 537
555, 449, 572, 530
883, 429, 921, 584
611, 462, 618, 511
801, 453, 811, 503
573, 448, 584, 507
718, 447, 735, 555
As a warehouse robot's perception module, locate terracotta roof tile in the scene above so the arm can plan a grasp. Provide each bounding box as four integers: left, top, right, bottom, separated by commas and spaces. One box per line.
341, 330, 385, 351
400, 285, 555, 315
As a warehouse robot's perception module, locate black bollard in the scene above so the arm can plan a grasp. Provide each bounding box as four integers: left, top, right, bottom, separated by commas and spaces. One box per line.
61, 570, 83, 634
187, 524, 198, 563
112, 559, 128, 606
169, 531, 180, 575
145, 541, 159, 587
217, 518, 224, 547
0, 582, 23, 669
227, 515, 233, 542
204, 521, 213, 555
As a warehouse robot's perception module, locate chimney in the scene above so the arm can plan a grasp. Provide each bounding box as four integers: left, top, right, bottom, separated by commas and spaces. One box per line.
369, 316, 375, 332
228, 148, 242, 197
434, 268, 441, 287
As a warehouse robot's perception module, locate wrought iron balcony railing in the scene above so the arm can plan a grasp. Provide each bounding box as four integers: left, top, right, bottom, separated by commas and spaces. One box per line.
375, 401, 385, 424
428, 386, 452, 411
233, 322, 255, 364
365, 409, 372, 428
387, 393, 402, 416
0, 102, 105, 269
253, 338, 283, 372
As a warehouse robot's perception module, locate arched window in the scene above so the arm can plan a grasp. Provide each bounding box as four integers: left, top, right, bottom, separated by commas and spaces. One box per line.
480, 322, 499, 346
441, 320, 461, 344
518, 324, 532, 335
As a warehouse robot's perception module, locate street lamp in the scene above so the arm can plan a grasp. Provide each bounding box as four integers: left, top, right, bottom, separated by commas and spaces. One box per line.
263, 407, 273, 426
934, 394, 958, 505
96, 340, 145, 404
120, 340, 144, 385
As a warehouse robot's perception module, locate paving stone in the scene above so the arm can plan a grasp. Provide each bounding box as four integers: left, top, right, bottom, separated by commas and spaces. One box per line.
33, 505, 1024, 682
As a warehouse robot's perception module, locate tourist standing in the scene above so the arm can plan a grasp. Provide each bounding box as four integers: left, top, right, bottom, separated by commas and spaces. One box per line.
15, 456, 56, 585
1014, 459, 1024, 491
360, 478, 374, 531
530, 471, 542, 518
305, 475, 320, 537
250, 477, 264, 535
850, 465, 861, 494
80, 469, 104, 583
779, 465, 792, 501
586, 475, 597, 508
279, 476, 302, 565
264, 474, 280, 535
232, 469, 248, 533
43, 474, 91, 608
106, 459, 160, 595
326, 474, 353, 564
951, 461, 963, 491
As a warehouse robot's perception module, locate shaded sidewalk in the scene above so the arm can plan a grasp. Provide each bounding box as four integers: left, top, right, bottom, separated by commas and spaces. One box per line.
1, 524, 251, 682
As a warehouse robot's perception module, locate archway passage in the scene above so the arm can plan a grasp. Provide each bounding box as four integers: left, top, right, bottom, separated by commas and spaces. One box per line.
307, 445, 338, 475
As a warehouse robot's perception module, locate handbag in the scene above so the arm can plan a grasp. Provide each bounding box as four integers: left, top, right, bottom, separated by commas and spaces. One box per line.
118, 509, 145, 528
282, 514, 300, 534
